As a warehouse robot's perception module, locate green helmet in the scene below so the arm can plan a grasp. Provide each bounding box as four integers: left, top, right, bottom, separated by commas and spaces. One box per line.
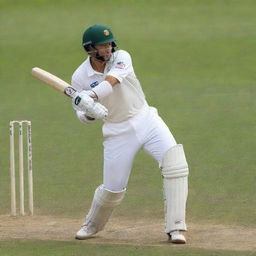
82, 24, 116, 48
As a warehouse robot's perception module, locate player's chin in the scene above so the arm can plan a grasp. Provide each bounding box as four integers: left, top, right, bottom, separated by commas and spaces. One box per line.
103, 55, 111, 61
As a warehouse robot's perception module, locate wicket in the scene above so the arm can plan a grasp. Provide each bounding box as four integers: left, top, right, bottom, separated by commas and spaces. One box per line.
10, 120, 33, 217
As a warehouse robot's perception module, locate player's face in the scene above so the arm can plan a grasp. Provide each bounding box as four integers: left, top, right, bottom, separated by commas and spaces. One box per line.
95, 43, 112, 61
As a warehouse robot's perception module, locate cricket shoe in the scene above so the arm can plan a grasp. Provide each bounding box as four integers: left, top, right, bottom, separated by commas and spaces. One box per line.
75, 225, 97, 240
168, 230, 186, 244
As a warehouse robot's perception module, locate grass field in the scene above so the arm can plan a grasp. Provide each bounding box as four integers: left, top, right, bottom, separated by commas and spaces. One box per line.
0, 0, 255, 255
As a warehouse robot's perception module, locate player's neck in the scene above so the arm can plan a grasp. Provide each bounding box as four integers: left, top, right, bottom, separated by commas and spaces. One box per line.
90, 58, 106, 73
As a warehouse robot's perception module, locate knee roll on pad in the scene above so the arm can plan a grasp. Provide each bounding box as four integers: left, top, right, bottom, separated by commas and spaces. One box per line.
84, 185, 126, 232
93, 184, 125, 207
161, 144, 189, 233
161, 144, 189, 178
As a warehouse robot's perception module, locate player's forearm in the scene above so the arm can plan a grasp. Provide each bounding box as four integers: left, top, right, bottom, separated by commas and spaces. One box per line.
92, 76, 119, 100
105, 76, 119, 86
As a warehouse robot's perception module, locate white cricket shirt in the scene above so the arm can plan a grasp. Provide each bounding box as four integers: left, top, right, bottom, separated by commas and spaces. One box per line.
71, 50, 147, 123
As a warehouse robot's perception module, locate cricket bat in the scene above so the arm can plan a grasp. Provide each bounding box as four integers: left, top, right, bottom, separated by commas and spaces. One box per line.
31, 67, 77, 97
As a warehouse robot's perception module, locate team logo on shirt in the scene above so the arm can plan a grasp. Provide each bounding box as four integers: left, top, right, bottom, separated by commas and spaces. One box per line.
90, 81, 99, 88
115, 61, 125, 69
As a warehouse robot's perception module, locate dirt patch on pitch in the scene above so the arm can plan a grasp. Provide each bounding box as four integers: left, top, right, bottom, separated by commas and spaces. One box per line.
0, 215, 255, 252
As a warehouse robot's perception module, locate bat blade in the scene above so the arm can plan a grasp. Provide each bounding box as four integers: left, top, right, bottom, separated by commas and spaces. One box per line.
31, 67, 77, 97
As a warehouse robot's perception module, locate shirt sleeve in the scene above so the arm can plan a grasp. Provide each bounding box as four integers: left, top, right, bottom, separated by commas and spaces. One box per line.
71, 75, 84, 92
107, 50, 133, 83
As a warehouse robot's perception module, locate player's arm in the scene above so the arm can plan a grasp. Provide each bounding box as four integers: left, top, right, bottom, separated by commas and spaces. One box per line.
105, 76, 119, 86
76, 51, 131, 101
89, 75, 118, 100
91, 51, 132, 100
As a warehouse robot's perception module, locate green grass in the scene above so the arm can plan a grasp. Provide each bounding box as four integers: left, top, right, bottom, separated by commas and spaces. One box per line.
0, 240, 253, 256
0, 0, 255, 254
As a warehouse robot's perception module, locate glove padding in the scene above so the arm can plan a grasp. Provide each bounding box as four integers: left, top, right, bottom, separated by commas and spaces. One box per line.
76, 110, 95, 124
72, 91, 108, 120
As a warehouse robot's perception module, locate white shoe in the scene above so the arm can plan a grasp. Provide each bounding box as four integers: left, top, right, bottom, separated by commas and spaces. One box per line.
75, 225, 97, 240
168, 230, 186, 244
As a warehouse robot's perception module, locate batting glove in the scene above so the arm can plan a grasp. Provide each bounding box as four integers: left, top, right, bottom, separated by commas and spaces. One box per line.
72, 91, 108, 120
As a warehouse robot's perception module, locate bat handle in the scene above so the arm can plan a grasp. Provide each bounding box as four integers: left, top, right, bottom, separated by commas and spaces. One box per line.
64, 86, 77, 98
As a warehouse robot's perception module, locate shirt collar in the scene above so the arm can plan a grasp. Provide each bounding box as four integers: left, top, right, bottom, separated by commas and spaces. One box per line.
85, 57, 106, 77
85, 57, 96, 77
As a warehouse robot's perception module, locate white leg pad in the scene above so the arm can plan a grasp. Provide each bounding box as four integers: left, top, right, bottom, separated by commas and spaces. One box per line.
161, 144, 189, 233
83, 184, 125, 233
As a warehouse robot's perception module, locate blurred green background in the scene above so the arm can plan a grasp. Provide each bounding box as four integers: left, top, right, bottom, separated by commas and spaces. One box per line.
0, 0, 255, 255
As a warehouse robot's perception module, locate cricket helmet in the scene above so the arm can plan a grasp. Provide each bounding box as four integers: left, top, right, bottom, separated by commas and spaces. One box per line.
82, 24, 117, 52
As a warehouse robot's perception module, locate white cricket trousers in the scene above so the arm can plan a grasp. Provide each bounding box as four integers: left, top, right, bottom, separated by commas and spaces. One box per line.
102, 105, 177, 191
